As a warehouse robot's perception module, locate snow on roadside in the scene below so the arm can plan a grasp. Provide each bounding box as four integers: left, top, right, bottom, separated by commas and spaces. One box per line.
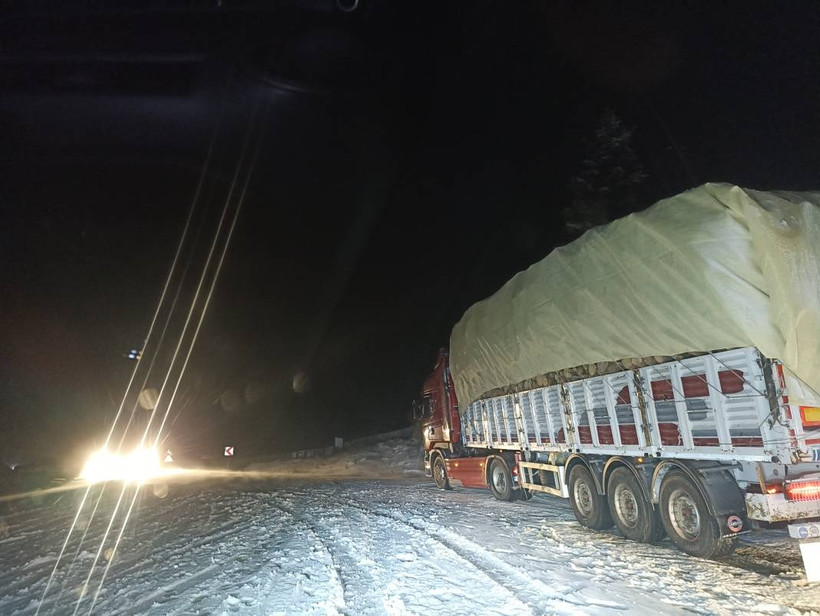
246, 434, 425, 480
1, 434, 819, 615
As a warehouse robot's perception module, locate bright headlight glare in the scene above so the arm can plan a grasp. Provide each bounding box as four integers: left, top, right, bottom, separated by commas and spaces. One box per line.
80, 446, 162, 483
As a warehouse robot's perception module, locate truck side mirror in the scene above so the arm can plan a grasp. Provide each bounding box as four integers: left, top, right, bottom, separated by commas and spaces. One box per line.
411, 400, 422, 420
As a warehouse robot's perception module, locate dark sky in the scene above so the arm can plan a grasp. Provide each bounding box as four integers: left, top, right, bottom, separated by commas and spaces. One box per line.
1, 1, 818, 466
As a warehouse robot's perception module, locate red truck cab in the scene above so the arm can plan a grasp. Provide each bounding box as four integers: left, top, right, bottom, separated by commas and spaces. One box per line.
419, 349, 460, 453
418, 349, 518, 495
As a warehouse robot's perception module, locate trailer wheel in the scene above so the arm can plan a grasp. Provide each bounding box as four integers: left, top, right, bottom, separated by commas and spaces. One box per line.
659, 472, 736, 558
488, 459, 514, 502
568, 464, 613, 530
432, 454, 451, 490
606, 467, 664, 543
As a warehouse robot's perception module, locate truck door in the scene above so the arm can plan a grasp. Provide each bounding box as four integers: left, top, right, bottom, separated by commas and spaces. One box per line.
420, 393, 443, 450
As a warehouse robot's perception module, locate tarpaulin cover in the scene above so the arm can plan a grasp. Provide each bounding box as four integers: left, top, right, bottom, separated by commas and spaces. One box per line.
450, 183, 820, 405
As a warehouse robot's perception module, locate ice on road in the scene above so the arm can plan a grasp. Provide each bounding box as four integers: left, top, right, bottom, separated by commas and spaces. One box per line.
1, 443, 818, 615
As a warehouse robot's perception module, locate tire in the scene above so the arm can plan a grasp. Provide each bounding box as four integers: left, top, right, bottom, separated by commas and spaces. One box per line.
568, 464, 613, 530
658, 472, 737, 558
606, 467, 665, 543
488, 459, 514, 502
432, 454, 451, 490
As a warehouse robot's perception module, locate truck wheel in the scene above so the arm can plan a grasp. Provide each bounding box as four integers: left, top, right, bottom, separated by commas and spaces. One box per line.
489, 459, 514, 501
568, 464, 613, 530
607, 467, 664, 543
659, 472, 736, 558
432, 454, 451, 490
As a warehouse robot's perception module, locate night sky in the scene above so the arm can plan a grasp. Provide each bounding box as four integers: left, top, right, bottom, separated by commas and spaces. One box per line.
1, 2, 818, 468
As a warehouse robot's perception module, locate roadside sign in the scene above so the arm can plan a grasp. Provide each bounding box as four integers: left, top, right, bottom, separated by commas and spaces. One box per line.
224, 446, 234, 457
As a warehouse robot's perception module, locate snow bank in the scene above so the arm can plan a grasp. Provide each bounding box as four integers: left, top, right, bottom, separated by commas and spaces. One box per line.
246, 432, 424, 480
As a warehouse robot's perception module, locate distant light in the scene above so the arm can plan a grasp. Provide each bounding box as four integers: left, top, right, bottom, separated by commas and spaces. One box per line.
127, 349, 142, 361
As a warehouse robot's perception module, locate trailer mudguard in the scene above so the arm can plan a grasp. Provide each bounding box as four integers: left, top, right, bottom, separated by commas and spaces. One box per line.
652, 460, 749, 536
603, 457, 656, 506
566, 454, 606, 495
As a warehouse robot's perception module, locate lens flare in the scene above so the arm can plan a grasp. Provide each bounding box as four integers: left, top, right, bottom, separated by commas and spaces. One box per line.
80, 447, 163, 484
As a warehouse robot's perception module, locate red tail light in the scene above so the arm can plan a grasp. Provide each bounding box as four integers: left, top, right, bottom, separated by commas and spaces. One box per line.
785, 480, 820, 502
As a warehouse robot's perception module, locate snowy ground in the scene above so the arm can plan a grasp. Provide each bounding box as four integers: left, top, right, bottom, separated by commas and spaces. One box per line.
1, 438, 819, 616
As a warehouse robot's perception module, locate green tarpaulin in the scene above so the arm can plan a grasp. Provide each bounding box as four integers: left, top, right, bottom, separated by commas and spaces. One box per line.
450, 183, 820, 405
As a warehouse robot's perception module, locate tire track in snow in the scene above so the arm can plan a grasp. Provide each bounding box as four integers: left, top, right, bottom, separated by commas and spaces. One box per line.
5, 481, 819, 616
532, 521, 820, 616
724, 542, 806, 577
158, 502, 304, 616
6, 490, 337, 616
299, 510, 389, 615
379, 485, 820, 615
2, 490, 240, 614
9, 492, 270, 615
0, 487, 198, 588
273, 495, 525, 616
282, 485, 546, 615
342, 501, 601, 616
90, 494, 272, 614
264, 499, 348, 616
105, 564, 221, 616
350, 505, 537, 615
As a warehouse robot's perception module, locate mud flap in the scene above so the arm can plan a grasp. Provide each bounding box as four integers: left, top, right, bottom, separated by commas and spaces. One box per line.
716, 512, 750, 539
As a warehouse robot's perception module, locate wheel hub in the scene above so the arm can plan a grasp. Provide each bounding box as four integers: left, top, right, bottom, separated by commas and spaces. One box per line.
434, 460, 445, 484
492, 464, 507, 492
574, 481, 594, 516
668, 488, 701, 540
614, 484, 639, 527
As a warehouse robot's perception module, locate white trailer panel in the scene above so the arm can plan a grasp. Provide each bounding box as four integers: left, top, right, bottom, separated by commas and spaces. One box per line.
460, 348, 802, 463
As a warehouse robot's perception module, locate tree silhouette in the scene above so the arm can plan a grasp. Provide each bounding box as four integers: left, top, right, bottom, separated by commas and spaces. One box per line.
564, 109, 647, 236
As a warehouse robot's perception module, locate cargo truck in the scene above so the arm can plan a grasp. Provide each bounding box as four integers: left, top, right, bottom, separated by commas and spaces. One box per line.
419, 184, 820, 579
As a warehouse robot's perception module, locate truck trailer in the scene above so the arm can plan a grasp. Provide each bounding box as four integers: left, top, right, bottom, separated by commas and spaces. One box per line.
419, 184, 820, 579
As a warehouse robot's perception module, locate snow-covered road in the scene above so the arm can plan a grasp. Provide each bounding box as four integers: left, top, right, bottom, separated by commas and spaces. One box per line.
1, 475, 819, 616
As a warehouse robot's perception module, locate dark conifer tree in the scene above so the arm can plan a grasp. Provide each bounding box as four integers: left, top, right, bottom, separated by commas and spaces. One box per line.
565, 109, 647, 236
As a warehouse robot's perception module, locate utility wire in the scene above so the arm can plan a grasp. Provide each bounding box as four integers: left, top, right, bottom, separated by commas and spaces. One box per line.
34, 80, 231, 616
86, 97, 270, 616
